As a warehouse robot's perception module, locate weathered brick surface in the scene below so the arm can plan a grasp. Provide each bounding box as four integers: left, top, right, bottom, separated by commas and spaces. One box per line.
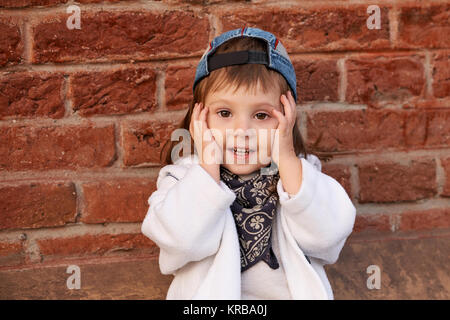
121, 119, 183, 167
219, 5, 390, 52
358, 159, 437, 203
0, 182, 77, 230
424, 110, 450, 146
0, 17, 23, 67
346, 54, 425, 108
0, 257, 173, 299
69, 67, 157, 117
32, 11, 210, 63
325, 232, 450, 299
294, 58, 339, 103
0, 0, 68, 7
399, 208, 450, 232
306, 110, 405, 152
37, 233, 158, 260
353, 213, 392, 233
307, 109, 450, 153
165, 63, 196, 111
81, 178, 155, 223
0, 72, 65, 120
442, 157, 450, 197
397, 5, 450, 49
405, 110, 450, 147
432, 51, 450, 99
0, 241, 25, 267
0, 125, 116, 171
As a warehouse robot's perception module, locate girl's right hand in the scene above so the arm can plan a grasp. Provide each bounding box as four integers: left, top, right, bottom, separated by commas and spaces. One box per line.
189, 102, 223, 183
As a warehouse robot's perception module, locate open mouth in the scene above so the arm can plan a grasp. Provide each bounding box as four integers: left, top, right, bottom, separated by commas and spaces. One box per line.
227, 147, 256, 157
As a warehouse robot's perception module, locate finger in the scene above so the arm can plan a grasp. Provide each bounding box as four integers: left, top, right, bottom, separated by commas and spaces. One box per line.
190, 103, 199, 135
193, 103, 204, 137
285, 93, 296, 128
280, 94, 293, 125
189, 103, 196, 135
200, 105, 211, 141
194, 102, 201, 120
287, 91, 297, 124
271, 108, 287, 130
201, 104, 208, 123
287, 90, 296, 107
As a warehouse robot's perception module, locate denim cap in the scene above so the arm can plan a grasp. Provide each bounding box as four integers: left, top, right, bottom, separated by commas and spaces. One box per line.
193, 27, 298, 102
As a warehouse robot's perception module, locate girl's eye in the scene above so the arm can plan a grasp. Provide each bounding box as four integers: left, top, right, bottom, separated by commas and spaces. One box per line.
255, 113, 269, 120
217, 110, 270, 120
218, 110, 231, 118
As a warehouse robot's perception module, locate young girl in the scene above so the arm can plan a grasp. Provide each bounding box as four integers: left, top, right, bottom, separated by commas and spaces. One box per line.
141, 27, 356, 300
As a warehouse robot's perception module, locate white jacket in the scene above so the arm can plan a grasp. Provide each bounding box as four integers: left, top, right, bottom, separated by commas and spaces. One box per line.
141, 153, 356, 299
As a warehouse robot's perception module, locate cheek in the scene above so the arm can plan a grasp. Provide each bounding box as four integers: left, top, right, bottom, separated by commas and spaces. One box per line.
207, 114, 223, 129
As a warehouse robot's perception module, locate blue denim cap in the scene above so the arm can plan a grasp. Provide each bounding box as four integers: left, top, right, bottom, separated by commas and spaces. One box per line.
193, 27, 298, 102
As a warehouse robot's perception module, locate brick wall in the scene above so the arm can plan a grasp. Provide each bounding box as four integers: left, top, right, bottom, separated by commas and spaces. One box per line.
0, 0, 449, 299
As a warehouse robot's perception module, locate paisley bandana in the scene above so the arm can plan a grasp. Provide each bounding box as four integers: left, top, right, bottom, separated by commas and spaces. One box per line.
220, 164, 280, 272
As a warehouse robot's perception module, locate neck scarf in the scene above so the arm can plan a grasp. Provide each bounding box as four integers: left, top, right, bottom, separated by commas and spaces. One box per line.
220, 164, 280, 272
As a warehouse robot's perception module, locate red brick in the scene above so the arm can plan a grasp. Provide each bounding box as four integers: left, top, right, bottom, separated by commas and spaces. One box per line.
353, 213, 392, 233
346, 54, 425, 108
294, 58, 339, 103
442, 157, 450, 197
219, 5, 390, 53
0, 257, 171, 299
0, 72, 65, 120
69, 68, 157, 117
424, 110, 450, 147
0, 182, 77, 230
398, 5, 450, 49
358, 159, 437, 203
0, 0, 67, 7
121, 119, 184, 167
37, 233, 157, 260
165, 63, 196, 111
321, 163, 352, 199
404, 109, 450, 147
432, 51, 450, 99
405, 109, 450, 147
0, 125, 116, 171
81, 178, 155, 223
404, 110, 428, 146
0, 17, 23, 67
32, 11, 209, 63
399, 208, 450, 231
306, 109, 405, 152
76, 0, 133, 3
0, 241, 25, 266
163, 0, 231, 4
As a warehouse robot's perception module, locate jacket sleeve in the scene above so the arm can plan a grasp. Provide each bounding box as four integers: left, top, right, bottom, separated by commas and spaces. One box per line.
277, 154, 356, 265
141, 163, 236, 275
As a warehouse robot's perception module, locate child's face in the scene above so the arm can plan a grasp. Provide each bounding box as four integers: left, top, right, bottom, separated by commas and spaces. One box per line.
204, 82, 284, 175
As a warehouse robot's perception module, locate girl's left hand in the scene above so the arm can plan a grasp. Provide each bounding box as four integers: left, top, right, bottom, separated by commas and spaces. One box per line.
270, 90, 297, 168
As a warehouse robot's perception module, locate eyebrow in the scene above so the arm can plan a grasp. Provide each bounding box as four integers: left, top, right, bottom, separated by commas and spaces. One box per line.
208, 98, 276, 108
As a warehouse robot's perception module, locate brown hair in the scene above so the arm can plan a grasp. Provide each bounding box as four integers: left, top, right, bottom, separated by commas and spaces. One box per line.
160, 36, 324, 165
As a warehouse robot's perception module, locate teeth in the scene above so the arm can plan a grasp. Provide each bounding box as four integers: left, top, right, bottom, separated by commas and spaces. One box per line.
233, 148, 249, 154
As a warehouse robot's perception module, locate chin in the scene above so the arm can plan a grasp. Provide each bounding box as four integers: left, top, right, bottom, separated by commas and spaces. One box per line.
221, 162, 271, 176
222, 165, 256, 175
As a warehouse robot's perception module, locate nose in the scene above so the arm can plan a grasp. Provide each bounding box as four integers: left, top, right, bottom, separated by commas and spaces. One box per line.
228, 116, 257, 146
233, 115, 250, 132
